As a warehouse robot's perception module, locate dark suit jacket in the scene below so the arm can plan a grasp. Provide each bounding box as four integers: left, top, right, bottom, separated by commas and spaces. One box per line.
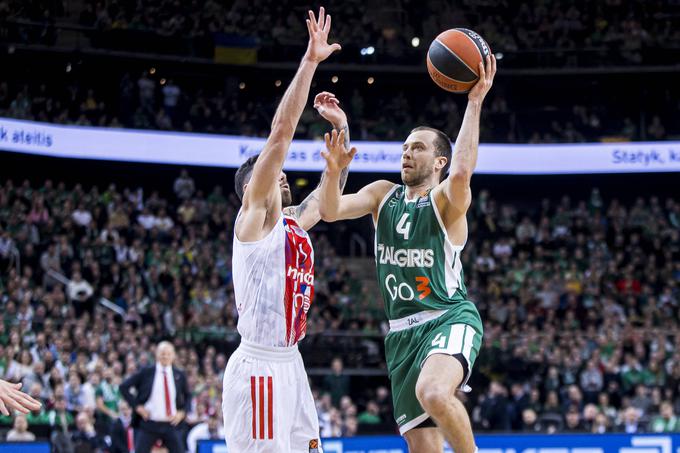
109, 418, 134, 453
120, 365, 192, 427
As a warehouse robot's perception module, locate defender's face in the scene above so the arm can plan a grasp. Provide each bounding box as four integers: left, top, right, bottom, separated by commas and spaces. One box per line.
242, 171, 292, 207
279, 172, 292, 207
401, 130, 441, 187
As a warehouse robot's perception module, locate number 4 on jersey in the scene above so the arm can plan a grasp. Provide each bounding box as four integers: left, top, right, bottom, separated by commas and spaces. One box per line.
396, 213, 411, 240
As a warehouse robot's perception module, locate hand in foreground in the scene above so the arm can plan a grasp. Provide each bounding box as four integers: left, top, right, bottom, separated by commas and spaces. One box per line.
314, 91, 347, 128
304, 7, 342, 64
0, 380, 42, 416
321, 129, 357, 174
468, 54, 497, 103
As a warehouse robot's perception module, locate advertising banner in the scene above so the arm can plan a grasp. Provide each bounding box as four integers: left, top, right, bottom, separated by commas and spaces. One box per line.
1, 117, 680, 174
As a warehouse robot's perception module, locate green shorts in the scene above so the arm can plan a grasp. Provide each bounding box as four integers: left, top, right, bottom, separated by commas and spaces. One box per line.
385, 302, 483, 435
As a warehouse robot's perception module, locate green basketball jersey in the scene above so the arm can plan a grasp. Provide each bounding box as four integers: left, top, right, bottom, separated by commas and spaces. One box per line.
375, 185, 468, 320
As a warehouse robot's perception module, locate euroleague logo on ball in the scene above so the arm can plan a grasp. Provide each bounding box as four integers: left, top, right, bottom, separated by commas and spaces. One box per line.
459, 28, 491, 57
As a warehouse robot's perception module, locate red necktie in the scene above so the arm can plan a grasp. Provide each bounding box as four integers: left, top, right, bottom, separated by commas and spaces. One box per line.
163, 370, 172, 418
127, 426, 135, 452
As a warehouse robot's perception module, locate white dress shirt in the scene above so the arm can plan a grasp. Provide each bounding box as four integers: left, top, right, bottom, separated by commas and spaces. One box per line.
144, 364, 177, 422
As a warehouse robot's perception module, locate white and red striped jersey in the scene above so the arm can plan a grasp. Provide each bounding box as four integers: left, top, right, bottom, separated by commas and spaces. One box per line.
232, 214, 315, 347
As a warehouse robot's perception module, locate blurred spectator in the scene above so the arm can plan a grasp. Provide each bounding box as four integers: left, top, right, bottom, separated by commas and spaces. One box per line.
649, 402, 680, 433
617, 407, 645, 433
186, 411, 224, 453
323, 357, 350, 408
173, 170, 195, 200
109, 400, 135, 453
6, 414, 36, 441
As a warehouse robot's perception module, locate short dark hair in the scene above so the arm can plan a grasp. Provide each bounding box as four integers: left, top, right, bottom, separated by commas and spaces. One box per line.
234, 154, 259, 202
410, 126, 452, 182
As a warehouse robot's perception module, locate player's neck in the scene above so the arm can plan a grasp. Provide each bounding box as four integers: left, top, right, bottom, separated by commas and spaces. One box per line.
404, 181, 434, 200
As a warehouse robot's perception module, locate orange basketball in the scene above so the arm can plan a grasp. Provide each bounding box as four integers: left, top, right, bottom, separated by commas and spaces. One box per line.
427, 28, 491, 93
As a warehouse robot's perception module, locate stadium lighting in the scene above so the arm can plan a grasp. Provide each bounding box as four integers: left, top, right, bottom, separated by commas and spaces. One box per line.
360, 46, 375, 56
367, 77, 375, 85
275, 80, 282, 87
331, 76, 339, 83
65, 63, 72, 73
495, 52, 504, 60
411, 37, 420, 47
239, 82, 246, 90
160, 78, 167, 85
150, 67, 156, 75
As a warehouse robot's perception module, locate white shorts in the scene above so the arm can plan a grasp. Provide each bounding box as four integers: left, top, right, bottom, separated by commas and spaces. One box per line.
222, 340, 322, 453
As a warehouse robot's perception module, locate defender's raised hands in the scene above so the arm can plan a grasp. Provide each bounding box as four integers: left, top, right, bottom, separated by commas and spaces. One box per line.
321, 129, 357, 174
304, 7, 342, 64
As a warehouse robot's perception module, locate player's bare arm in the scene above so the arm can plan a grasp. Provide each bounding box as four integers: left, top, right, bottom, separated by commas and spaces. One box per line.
284, 91, 352, 231
236, 7, 341, 242
434, 54, 496, 243
318, 130, 394, 224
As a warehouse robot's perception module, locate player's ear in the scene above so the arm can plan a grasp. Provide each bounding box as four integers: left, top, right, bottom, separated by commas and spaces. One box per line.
435, 156, 447, 172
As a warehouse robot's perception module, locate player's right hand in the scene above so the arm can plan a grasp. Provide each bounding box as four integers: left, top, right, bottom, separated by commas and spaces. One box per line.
304, 7, 342, 64
321, 129, 357, 174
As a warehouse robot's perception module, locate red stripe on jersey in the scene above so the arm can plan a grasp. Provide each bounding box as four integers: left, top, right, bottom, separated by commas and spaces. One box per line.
282, 217, 315, 346
267, 377, 273, 439
250, 376, 256, 439
259, 376, 265, 440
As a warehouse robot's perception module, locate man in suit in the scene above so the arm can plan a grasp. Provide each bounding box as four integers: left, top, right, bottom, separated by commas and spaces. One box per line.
120, 341, 191, 453
110, 400, 135, 453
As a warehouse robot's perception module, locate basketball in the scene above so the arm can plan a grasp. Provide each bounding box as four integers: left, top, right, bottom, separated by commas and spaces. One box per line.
427, 28, 492, 93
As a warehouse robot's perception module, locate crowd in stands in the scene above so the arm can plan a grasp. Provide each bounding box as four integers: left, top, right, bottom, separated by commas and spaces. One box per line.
2, 0, 680, 66
0, 168, 677, 450
0, 71, 678, 144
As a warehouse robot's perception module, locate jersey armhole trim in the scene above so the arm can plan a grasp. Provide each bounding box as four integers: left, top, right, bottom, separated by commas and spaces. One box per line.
430, 192, 465, 250
374, 184, 399, 228
234, 210, 283, 245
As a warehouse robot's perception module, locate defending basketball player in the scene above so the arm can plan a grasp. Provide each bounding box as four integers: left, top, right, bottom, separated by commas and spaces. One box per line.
222, 7, 349, 452
318, 55, 496, 453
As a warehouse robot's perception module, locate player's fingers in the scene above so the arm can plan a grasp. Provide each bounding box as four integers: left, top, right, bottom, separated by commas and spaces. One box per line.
348, 147, 358, 159
331, 128, 338, 146
324, 132, 331, 150
308, 11, 317, 32
13, 390, 41, 409
478, 60, 486, 81
331, 43, 342, 52
338, 129, 345, 146
306, 19, 312, 35
491, 54, 497, 77
323, 14, 331, 34
6, 398, 30, 414
12, 382, 22, 389
485, 55, 492, 80
317, 6, 325, 30
0, 399, 8, 416
320, 150, 330, 162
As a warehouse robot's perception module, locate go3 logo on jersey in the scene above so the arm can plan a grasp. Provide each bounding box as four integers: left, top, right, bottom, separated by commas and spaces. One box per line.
385, 273, 431, 301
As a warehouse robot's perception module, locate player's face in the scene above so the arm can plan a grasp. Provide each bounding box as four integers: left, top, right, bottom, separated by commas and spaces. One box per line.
279, 172, 292, 207
401, 130, 438, 187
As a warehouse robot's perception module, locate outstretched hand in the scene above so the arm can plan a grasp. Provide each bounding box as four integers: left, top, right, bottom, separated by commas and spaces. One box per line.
0, 380, 42, 416
468, 54, 497, 103
314, 91, 347, 128
321, 129, 357, 174
304, 7, 342, 64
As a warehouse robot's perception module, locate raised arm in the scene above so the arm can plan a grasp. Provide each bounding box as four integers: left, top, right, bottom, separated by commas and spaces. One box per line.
318, 129, 394, 223
437, 55, 496, 219
238, 8, 341, 236
285, 91, 351, 230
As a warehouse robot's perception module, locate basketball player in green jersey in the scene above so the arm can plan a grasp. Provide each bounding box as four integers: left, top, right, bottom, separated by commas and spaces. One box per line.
318, 54, 496, 453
